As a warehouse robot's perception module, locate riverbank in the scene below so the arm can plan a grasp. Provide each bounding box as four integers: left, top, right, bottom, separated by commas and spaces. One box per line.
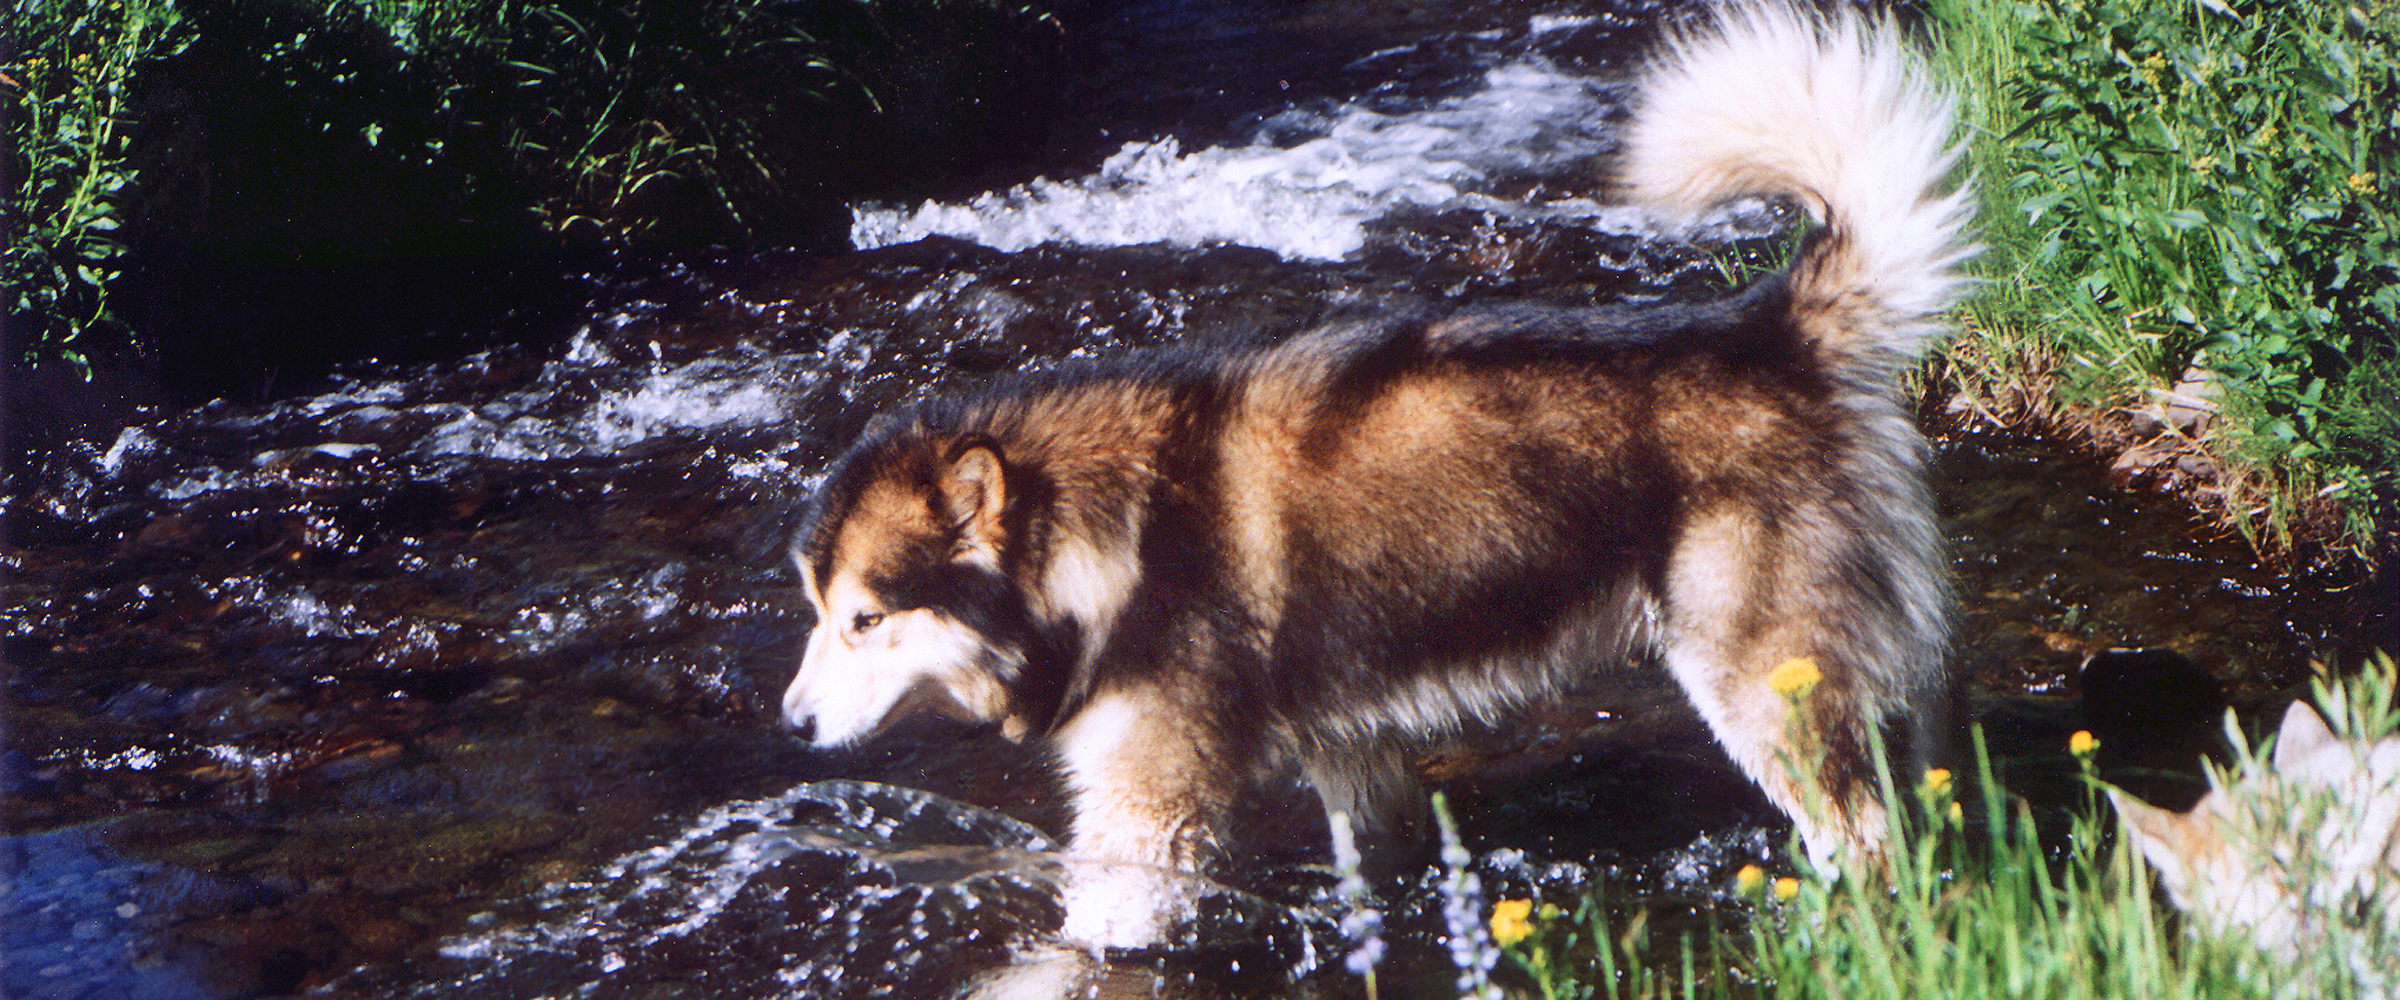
1927, 0, 2398, 565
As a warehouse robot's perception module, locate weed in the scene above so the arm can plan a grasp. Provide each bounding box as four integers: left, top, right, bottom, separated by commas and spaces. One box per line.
4, 0, 192, 375
1931, 0, 2400, 554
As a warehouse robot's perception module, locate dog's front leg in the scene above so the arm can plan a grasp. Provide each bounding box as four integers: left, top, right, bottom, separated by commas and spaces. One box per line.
1049, 681, 1245, 951
1306, 736, 1432, 878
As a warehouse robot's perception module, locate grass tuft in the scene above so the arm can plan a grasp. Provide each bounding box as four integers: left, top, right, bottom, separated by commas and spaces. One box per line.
1926, 0, 2400, 558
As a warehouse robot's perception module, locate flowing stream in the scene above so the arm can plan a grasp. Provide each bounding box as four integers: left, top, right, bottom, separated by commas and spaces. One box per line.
1, 2, 2365, 998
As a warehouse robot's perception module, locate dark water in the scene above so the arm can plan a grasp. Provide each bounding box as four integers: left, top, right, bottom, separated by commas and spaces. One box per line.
0, 2, 2362, 998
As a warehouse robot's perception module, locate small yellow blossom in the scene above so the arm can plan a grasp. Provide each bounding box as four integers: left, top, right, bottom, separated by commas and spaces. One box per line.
1735, 864, 1766, 895
1923, 768, 1953, 796
2138, 53, 2168, 88
2349, 172, 2379, 194
2069, 730, 2100, 757
1768, 657, 1823, 699
1490, 899, 1535, 946
1774, 877, 1802, 901
2191, 154, 2221, 174
1949, 801, 1965, 824
2252, 124, 2278, 147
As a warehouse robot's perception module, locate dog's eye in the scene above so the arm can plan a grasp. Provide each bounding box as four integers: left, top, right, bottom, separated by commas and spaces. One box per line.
850, 612, 885, 633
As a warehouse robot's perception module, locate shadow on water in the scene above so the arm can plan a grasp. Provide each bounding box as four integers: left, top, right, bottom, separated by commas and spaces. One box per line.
2, 1, 2378, 998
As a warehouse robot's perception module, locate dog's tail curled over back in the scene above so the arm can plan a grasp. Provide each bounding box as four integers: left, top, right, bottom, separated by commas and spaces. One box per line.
1618, 2, 1976, 385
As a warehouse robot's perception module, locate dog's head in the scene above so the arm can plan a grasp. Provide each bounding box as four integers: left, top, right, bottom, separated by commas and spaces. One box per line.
784, 429, 1055, 747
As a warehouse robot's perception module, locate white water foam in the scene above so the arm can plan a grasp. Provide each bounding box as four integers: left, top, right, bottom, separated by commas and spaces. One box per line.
106, 332, 818, 504
851, 58, 1632, 261
407, 342, 800, 464
426, 780, 1069, 991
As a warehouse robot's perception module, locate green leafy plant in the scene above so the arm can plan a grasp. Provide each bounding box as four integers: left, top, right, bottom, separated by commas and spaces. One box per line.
5, 0, 193, 375
1932, 0, 2399, 553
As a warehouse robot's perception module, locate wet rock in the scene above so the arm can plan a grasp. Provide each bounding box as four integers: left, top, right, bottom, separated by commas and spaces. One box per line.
2124, 365, 2222, 438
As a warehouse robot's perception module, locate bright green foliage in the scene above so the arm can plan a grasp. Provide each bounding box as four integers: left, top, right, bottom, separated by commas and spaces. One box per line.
4, 0, 193, 374
1935, 0, 2399, 551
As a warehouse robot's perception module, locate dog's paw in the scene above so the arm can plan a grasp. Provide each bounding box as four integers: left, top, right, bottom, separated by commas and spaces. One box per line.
1056, 863, 1191, 953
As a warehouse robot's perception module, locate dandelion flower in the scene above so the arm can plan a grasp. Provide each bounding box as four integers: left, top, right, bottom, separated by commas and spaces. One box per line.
2349, 171, 2378, 194
1923, 768, 1952, 795
1735, 864, 1766, 895
1774, 877, 1802, 901
1768, 657, 1822, 699
2069, 730, 2099, 757
1489, 899, 1535, 947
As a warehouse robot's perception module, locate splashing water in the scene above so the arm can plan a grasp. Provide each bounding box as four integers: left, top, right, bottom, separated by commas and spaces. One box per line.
410, 780, 1341, 1000
853, 58, 1685, 261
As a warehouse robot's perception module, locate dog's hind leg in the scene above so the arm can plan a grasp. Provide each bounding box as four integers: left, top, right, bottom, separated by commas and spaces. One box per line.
1661, 638, 1891, 868
1305, 735, 1431, 878
1656, 507, 1945, 867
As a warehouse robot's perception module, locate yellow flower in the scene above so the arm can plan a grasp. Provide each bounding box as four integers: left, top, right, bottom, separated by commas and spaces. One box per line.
1490, 898, 1535, 946
1735, 864, 1766, 895
1923, 768, 1953, 796
2349, 172, 2379, 194
1949, 801, 1965, 824
2191, 154, 2221, 174
1774, 877, 1802, 901
2069, 730, 2099, 757
1768, 657, 1822, 699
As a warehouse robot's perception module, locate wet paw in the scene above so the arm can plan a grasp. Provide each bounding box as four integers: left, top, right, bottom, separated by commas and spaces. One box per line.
1056, 864, 1191, 953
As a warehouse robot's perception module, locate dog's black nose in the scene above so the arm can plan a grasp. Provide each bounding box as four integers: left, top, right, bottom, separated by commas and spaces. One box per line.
789, 716, 817, 744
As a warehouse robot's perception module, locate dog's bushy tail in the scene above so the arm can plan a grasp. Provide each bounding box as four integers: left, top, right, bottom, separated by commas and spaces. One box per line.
1619, 2, 1976, 384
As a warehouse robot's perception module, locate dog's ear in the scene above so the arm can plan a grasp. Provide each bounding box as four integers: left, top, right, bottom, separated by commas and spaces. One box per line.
940, 442, 1008, 570
2270, 700, 2341, 776
2109, 787, 2207, 906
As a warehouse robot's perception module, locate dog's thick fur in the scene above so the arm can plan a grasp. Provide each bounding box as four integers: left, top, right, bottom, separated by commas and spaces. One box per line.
783, 2, 1974, 947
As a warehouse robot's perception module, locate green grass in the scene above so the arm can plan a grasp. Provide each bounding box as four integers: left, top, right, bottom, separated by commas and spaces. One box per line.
1925, 0, 2400, 556
1486, 655, 2400, 1000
